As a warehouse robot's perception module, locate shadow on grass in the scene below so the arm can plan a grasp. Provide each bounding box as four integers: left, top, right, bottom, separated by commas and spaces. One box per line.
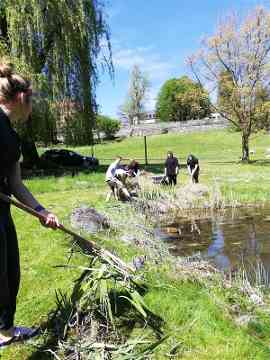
21, 163, 168, 180
27, 269, 163, 360
201, 159, 270, 166
22, 157, 270, 181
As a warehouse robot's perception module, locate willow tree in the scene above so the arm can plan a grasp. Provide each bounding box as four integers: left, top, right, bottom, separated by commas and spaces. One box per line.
0, 0, 112, 148
188, 7, 270, 162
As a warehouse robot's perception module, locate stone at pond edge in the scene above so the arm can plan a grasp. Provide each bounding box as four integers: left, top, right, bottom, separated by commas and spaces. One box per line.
71, 206, 110, 234
235, 314, 254, 327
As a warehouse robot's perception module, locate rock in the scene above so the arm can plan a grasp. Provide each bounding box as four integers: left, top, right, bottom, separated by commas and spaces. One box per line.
120, 234, 137, 243
249, 293, 263, 305
189, 184, 209, 196
71, 206, 110, 234
133, 255, 146, 270
235, 314, 253, 327
178, 184, 209, 198
152, 175, 166, 184
161, 128, 168, 134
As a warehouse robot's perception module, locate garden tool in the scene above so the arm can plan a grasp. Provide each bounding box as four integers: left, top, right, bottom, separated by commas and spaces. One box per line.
0, 192, 134, 275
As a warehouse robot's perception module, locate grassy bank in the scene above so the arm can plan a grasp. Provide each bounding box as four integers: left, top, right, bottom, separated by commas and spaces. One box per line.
70, 129, 270, 204
2, 129, 270, 359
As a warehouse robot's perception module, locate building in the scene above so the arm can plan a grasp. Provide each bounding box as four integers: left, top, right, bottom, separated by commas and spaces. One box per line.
139, 110, 159, 124
119, 110, 160, 126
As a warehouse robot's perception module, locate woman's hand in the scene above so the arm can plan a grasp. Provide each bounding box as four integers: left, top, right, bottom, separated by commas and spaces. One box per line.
39, 209, 59, 229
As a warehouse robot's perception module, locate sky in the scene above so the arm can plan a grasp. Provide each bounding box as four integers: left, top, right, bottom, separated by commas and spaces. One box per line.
96, 0, 269, 118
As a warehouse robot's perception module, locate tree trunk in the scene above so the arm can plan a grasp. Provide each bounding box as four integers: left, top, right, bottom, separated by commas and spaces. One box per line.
20, 116, 41, 169
241, 132, 250, 162
79, 42, 94, 146
21, 139, 40, 169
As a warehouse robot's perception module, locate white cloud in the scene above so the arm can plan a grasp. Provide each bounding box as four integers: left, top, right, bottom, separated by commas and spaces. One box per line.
113, 46, 176, 81
111, 44, 180, 110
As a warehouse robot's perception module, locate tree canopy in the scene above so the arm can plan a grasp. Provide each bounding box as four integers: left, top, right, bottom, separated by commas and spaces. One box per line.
218, 70, 270, 133
120, 64, 150, 125
189, 7, 270, 161
0, 0, 112, 146
95, 115, 120, 140
156, 76, 211, 122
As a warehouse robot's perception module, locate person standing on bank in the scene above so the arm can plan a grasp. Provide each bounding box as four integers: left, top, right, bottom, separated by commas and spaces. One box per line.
0, 62, 59, 347
164, 151, 179, 186
187, 154, 200, 183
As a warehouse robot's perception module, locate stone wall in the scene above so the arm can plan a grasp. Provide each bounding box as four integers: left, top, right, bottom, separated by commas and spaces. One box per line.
117, 116, 229, 138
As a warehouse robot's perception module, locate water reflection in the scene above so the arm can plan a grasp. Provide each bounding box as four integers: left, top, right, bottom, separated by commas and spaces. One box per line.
208, 220, 230, 270
158, 207, 270, 277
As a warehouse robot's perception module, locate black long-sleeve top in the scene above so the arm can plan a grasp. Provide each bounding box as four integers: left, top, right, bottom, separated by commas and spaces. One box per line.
0, 108, 21, 212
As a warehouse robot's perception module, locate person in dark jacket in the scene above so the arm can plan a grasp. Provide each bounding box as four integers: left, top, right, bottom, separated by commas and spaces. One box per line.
164, 151, 179, 186
187, 154, 200, 183
0, 62, 59, 347
127, 159, 140, 177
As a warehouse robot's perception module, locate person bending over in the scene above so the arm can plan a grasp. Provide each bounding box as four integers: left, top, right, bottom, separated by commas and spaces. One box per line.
114, 168, 132, 201
164, 151, 179, 186
105, 157, 131, 201
127, 159, 140, 177
187, 154, 200, 183
0, 61, 59, 347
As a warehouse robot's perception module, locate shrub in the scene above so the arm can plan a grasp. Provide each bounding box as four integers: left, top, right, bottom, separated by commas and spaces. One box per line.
96, 115, 121, 140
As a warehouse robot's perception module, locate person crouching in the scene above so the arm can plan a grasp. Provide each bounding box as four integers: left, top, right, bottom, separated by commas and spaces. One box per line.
105, 157, 131, 201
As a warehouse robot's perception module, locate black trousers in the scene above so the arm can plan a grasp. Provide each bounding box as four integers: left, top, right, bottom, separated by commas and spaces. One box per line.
192, 168, 200, 183
0, 211, 20, 330
168, 174, 177, 186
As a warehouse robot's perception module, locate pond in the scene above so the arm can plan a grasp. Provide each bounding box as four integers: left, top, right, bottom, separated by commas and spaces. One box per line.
157, 206, 270, 280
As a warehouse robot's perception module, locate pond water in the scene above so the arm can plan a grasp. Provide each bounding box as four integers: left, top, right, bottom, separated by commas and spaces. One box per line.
157, 206, 270, 279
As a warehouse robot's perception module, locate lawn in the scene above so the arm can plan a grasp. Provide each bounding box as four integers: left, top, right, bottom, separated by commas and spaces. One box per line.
73, 129, 270, 203
2, 129, 270, 359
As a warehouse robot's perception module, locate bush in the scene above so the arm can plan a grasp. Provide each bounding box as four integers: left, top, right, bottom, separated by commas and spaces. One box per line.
156, 76, 211, 122
96, 115, 121, 140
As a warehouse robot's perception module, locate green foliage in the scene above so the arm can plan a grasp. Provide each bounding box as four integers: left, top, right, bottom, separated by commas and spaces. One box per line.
1, 0, 112, 145
16, 96, 58, 145
156, 76, 211, 122
218, 71, 270, 133
96, 114, 121, 140
60, 110, 88, 146
189, 8, 270, 161
0, 39, 58, 144
217, 71, 234, 112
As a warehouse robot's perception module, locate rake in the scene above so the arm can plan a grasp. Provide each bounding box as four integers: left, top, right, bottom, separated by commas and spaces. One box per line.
0, 192, 135, 275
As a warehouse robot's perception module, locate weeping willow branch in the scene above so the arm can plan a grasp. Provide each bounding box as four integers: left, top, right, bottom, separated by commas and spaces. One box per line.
1, 0, 113, 145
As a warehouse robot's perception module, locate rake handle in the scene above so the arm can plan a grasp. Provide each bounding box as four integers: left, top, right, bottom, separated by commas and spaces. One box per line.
0, 192, 96, 246
0, 192, 134, 273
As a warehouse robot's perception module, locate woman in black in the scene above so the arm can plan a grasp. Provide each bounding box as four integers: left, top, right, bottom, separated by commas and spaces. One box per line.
0, 62, 59, 347
187, 154, 200, 183
164, 151, 179, 186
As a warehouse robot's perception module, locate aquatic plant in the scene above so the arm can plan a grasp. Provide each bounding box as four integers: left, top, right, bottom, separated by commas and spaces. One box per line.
44, 250, 167, 359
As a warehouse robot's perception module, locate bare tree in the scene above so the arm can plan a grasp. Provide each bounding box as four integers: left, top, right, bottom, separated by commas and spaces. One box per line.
120, 64, 150, 126
188, 7, 270, 161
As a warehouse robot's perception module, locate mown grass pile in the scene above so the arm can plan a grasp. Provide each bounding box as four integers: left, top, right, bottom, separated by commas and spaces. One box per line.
45, 252, 167, 359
